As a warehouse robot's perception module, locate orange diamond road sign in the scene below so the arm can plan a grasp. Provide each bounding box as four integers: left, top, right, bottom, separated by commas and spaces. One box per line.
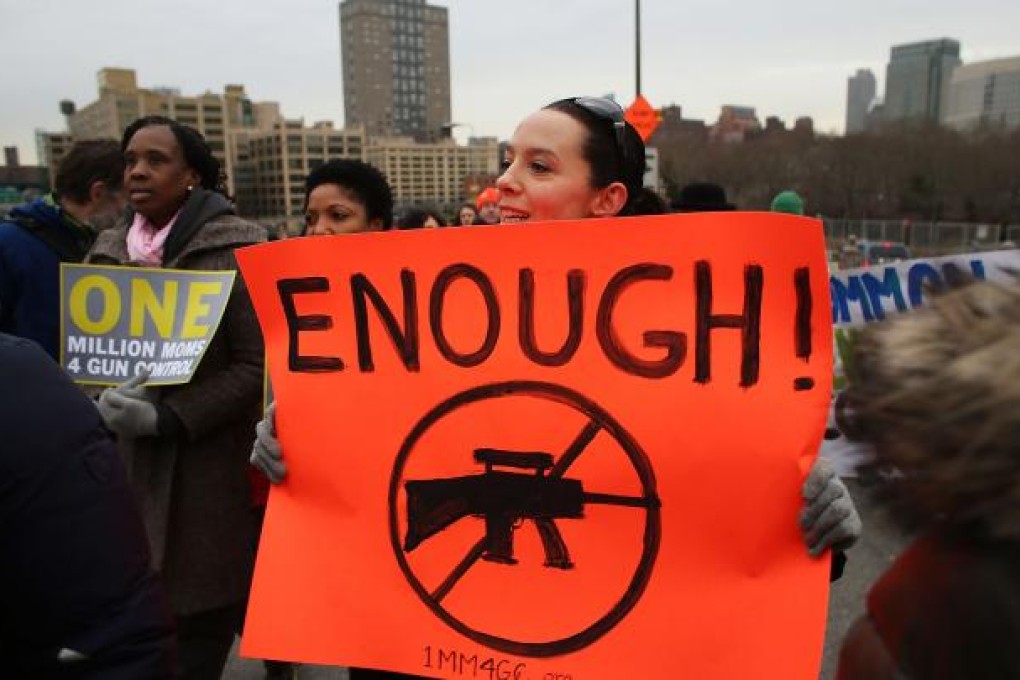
625, 95, 661, 142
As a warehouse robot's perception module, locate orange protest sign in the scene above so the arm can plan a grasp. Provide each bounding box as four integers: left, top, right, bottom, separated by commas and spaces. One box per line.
238, 213, 833, 679
624, 95, 661, 142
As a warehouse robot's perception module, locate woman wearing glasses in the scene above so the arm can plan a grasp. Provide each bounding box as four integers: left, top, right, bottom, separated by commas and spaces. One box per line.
496, 97, 665, 222
251, 96, 860, 670
252, 97, 670, 482
494, 96, 858, 565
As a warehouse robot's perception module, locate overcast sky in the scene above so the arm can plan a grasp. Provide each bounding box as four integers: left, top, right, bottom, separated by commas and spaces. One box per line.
2, 0, 1018, 164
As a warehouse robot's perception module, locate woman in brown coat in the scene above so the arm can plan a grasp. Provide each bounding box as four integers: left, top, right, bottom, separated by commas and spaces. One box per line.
89, 115, 265, 679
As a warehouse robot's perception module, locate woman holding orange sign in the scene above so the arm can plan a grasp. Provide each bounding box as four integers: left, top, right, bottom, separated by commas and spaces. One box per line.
250, 100, 860, 678
253, 96, 860, 559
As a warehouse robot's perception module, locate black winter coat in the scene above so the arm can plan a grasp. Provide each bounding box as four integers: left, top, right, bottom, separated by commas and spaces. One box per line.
0, 333, 176, 678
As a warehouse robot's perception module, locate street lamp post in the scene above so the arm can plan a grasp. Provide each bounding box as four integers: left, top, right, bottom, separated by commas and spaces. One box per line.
635, 0, 642, 99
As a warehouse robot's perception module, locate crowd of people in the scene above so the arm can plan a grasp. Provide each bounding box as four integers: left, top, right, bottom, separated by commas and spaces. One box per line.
0, 95, 1015, 680
272, 155, 804, 236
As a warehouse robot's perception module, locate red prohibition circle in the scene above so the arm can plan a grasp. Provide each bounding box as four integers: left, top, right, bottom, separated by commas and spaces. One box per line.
387, 380, 661, 658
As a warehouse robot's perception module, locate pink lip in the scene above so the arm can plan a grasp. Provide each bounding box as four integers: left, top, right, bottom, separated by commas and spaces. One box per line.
499, 206, 529, 219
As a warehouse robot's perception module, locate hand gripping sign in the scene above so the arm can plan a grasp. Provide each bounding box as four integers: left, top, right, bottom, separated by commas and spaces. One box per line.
238, 213, 833, 679
60, 263, 235, 385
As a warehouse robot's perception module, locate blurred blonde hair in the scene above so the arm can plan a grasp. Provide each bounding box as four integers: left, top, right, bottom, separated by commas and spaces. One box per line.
848, 278, 1020, 538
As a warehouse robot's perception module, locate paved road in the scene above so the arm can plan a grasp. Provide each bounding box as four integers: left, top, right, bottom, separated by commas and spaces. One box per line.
224, 479, 908, 680
819, 479, 909, 679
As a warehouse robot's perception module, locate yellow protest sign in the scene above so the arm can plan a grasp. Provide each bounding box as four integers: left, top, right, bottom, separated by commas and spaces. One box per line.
60, 263, 235, 385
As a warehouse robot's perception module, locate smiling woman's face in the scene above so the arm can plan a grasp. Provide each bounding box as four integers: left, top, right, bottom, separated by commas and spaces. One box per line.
495, 109, 605, 224
123, 125, 200, 227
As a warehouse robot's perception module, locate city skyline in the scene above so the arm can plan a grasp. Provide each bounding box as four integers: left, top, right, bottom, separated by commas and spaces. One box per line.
2, 0, 1019, 164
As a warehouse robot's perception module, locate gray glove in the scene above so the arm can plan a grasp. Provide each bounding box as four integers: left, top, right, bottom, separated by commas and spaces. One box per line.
97, 370, 158, 438
250, 401, 286, 483
799, 457, 862, 556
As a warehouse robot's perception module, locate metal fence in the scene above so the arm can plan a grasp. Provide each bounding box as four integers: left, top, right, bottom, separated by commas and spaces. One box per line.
822, 219, 1020, 257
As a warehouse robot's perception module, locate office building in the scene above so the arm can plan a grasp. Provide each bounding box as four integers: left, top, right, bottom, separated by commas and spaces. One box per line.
710, 105, 761, 143
35, 131, 75, 187
67, 68, 282, 194
365, 136, 498, 210
793, 116, 815, 136
942, 55, 1020, 130
235, 125, 496, 220
653, 104, 708, 143
234, 120, 366, 219
884, 38, 961, 122
846, 69, 877, 133
340, 0, 451, 141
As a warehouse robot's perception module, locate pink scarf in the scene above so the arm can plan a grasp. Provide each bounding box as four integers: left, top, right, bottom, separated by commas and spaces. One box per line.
126, 210, 180, 266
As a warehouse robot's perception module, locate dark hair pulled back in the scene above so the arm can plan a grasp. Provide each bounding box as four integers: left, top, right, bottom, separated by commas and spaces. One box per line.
121, 116, 227, 195
543, 99, 661, 216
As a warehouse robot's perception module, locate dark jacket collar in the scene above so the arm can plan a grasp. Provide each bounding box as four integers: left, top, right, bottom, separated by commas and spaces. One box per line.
8, 196, 95, 262
10, 196, 63, 228
148, 189, 235, 264
90, 190, 263, 266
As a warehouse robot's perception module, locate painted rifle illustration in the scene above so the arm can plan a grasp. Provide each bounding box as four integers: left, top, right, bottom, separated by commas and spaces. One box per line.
404, 448, 660, 569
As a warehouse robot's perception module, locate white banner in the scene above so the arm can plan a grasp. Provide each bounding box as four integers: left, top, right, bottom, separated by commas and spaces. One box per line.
823, 249, 1020, 474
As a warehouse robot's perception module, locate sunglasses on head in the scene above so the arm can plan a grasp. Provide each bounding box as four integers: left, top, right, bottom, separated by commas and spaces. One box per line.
570, 96, 633, 182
